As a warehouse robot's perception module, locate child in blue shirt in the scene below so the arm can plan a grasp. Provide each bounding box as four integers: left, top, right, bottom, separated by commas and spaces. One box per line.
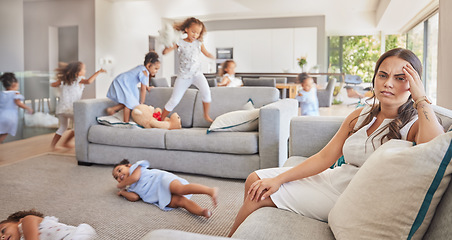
296, 73, 319, 116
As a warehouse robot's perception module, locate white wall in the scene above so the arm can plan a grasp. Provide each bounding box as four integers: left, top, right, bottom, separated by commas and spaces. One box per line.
437, 0, 452, 109
206, 28, 317, 73
0, 0, 24, 72
95, 0, 163, 98
24, 0, 96, 98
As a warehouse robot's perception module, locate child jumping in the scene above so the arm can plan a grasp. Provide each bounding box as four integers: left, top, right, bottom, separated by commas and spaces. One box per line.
161, 17, 215, 122
0, 209, 96, 240
296, 72, 320, 116
112, 159, 218, 218
50, 62, 105, 149
106, 51, 160, 123
0, 73, 33, 143
217, 60, 243, 87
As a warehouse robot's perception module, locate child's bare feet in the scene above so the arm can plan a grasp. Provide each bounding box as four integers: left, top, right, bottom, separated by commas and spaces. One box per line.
106, 107, 116, 115
211, 187, 219, 207
202, 208, 212, 218
204, 114, 213, 123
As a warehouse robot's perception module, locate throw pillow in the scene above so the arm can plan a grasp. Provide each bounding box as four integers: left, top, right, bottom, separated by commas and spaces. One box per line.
207, 108, 260, 133
328, 131, 452, 240
96, 110, 141, 129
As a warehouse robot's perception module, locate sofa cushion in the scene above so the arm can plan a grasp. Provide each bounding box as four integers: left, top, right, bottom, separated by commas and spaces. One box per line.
207, 109, 259, 133
88, 125, 166, 149
193, 87, 279, 128
144, 88, 197, 128
165, 128, 258, 154
328, 131, 452, 240
233, 207, 334, 240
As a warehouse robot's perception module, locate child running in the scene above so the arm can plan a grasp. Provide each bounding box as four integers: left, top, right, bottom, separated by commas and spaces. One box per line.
161, 17, 215, 122
0, 209, 96, 240
0, 73, 33, 143
113, 159, 218, 218
217, 60, 243, 87
106, 51, 160, 123
50, 62, 105, 149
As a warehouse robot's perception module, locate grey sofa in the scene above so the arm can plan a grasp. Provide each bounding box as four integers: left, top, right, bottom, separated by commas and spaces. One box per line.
74, 87, 298, 179
142, 104, 452, 240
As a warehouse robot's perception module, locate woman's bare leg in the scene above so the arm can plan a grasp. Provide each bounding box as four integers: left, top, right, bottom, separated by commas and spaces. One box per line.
170, 180, 218, 207
168, 195, 211, 218
106, 104, 125, 115
228, 172, 277, 237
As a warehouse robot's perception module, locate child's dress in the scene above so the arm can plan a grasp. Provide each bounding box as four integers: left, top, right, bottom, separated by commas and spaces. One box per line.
127, 160, 192, 211
56, 76, 85, 117
106, 65, 149, 110
223, 73, 243, 87
0, 90, 25, 136
296, 87, 319, 116
18, 216, 96, 240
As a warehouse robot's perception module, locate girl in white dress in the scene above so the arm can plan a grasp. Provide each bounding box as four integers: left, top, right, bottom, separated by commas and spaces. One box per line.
161, 17, 215, 122
228, 48, 445, 236
0, 209, 96, 240
218, 60, 243, 87
0, 73, 33, 143
50, 62, 105, 149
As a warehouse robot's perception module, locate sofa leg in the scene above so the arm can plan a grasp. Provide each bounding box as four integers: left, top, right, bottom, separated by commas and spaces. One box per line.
77, 161, 93, 166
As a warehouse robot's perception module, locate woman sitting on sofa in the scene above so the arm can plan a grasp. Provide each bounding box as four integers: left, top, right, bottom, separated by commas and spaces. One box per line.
228, 48, 444, 236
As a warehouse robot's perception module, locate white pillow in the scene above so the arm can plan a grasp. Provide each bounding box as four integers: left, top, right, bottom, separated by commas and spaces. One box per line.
96, 110, 141, 129
328, 131, 452, 240
207, 108, 260, 133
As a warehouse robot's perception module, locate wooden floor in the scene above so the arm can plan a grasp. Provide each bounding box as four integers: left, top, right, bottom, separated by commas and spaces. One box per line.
0, 130, 75, 167
0, 104, 354, 167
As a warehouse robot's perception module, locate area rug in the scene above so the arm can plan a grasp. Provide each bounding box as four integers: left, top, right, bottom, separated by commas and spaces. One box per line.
0, 154, 245, 239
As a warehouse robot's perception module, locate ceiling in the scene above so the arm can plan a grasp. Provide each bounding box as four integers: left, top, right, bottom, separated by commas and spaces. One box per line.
24, 0, 438, 35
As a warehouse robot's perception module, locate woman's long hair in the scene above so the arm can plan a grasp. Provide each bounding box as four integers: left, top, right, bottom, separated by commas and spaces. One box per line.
350, 48, 420, 147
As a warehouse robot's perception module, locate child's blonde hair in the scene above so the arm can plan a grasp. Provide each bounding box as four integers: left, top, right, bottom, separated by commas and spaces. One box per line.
174, 17, 206, 42
218, 60, 235, 76
55, 61, 83, 85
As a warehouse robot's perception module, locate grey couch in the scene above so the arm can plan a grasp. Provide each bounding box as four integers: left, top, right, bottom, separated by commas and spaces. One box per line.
74, 87, 298, 179
142, 104, 452, 240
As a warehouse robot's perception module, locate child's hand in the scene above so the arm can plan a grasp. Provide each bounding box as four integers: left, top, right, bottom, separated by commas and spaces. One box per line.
98, 68, 107, 74
298, 93, 303, 96
147, 86, 154, 92
26, 107, 33, 114
117, 189, 126, 196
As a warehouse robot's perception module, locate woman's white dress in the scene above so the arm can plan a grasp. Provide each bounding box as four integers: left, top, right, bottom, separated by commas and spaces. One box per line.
256, 105, 418, 221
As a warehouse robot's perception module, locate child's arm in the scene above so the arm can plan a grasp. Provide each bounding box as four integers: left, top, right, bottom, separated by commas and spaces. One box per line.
14, 97, 33, 114
50, 79, 61, 88
79, 68, 106, 85
201, 44, 215, 59
117, 189, 141, 202
117, 166, 142, 189
21, 215, 43, 240
217, 76, 231, 87
140, 83, 147, 104
162, 43, 177, 55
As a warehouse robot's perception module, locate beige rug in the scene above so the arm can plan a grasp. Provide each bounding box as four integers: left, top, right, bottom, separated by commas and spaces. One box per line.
0, 154, 245, 239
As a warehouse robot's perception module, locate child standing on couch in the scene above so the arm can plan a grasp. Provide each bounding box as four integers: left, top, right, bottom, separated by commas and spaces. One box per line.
161, 17, 215, 122
112, 159, 218, 218
106, 51, 160, 123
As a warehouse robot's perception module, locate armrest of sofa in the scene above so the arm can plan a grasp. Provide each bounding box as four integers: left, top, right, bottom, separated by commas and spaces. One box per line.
74, 98, 116, 163
259, 98, 298, 168
289, 116, 344, 158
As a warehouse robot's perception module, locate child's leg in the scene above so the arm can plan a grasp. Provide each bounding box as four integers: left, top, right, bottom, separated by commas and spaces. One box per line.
123, 107, 131, 123
168, 195, 211, 218
0, 133, 7, 144
106, 104, 125, 115
170, 180, 218, 207
162, 76, 193, 120
192, 73, 213, 122
51, 115, 69, 148
62, 129, 75, 148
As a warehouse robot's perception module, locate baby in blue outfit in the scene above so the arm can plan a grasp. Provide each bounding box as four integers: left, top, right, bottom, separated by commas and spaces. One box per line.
112, 159, 218, 218
296, 73, 320, 116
